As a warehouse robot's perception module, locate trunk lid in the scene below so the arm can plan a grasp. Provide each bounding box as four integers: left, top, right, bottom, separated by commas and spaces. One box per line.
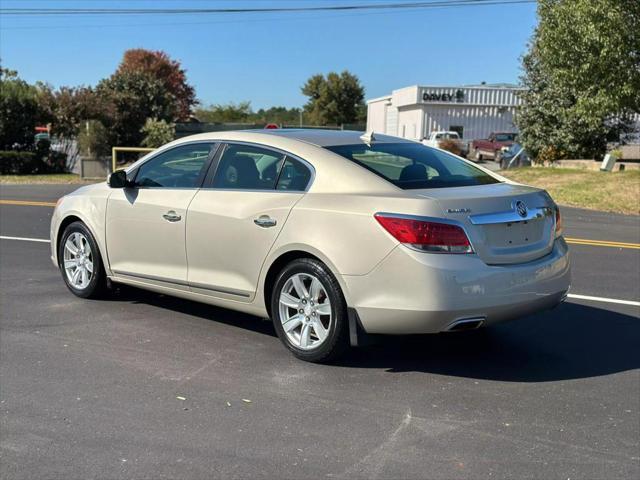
412, 183, 555, 265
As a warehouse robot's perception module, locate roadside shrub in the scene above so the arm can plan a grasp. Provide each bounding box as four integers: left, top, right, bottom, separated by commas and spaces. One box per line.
0, 151, 43, 174
0, 149, 68, 174
535, 145, 568, 165
35, 137, 51, 158
610, 148, 623, 159
438, 138, 463, 156
45, 150, 68, 173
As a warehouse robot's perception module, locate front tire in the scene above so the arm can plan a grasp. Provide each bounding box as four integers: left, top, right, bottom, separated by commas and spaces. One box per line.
58, 221, 107, 299
271, 258, 349, 363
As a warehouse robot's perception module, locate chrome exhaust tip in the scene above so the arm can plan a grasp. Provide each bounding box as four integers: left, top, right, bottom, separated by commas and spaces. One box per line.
444, 317, 485, 332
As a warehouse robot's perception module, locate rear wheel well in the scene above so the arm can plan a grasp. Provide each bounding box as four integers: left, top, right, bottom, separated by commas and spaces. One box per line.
263, 250, 323, 319
56, 215, 83, 261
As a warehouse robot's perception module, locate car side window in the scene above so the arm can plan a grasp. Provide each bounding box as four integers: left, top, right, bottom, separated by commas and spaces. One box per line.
276, 157, 312, 191
135, 143, 214, 188
212, 144, 285, 190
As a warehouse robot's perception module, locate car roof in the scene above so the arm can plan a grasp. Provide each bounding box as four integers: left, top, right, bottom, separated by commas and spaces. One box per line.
206, 129, 413, 147
254, 128, 415, 146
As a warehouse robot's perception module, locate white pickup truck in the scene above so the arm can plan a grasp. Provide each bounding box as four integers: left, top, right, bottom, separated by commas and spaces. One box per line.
422, 131, 469, 157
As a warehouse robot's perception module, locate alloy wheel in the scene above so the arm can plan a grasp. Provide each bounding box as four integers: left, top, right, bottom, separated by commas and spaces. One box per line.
278, 273, 332, 350
63, 232, 94, 290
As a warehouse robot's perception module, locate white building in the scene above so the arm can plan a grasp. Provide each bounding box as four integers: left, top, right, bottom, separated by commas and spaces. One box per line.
366, 84, 525, 141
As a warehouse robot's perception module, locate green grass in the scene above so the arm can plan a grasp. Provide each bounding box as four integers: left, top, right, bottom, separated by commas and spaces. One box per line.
0, 174, 99, 184
501, 168, 640, 215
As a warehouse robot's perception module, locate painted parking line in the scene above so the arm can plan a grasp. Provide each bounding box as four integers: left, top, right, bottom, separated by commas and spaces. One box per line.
567, 294, 640, 307
565, 237, 640, 250
2, 235, 638, 307
0, 199, 57, 207
0, 235, 51, 243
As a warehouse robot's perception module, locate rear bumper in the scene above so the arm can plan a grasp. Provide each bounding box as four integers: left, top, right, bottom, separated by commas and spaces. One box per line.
342, 237, 571, 334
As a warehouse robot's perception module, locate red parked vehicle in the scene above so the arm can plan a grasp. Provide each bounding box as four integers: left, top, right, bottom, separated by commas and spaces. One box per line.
470, 132, 517, 162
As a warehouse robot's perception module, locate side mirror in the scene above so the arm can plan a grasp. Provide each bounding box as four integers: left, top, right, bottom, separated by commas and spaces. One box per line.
108, 170, 130, 188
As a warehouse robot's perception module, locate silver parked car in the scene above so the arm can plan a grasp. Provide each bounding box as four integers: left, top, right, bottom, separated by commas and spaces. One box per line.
50, 129, 570, 362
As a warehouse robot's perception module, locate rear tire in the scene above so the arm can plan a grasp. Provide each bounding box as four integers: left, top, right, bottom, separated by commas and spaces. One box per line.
58, 221, 107, 299
271, 258, 349, 363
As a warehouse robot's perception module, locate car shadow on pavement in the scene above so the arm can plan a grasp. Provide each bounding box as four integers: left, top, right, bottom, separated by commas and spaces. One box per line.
112, 287, 638, 382
341, 302, 640, 382
111, 285, 278, 338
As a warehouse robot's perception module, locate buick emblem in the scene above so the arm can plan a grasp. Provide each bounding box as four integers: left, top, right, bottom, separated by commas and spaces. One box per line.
515, 200, 528, 218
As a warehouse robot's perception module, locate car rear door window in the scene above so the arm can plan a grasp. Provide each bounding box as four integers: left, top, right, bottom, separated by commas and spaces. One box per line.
134, 143, 214, 188
276, 157, 312, 191
212, 144, 285, 190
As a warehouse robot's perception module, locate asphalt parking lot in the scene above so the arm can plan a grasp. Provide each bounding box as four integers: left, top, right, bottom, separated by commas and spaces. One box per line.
1, 184, 639, 479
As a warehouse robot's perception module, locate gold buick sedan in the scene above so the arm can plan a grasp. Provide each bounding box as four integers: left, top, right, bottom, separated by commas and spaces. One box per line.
50, 129, 570, 362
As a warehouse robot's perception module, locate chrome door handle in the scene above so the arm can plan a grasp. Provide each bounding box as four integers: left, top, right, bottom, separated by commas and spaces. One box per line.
162, 210, 182, 222
254, 215, 277, 228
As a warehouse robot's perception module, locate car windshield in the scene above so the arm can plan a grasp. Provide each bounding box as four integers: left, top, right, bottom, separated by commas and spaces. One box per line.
495, 133, 516, 142
325, 142, 500, 190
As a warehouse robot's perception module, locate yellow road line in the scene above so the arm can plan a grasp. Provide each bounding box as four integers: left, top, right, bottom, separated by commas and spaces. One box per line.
565, 237, 640, 249
0, 199, 57, 207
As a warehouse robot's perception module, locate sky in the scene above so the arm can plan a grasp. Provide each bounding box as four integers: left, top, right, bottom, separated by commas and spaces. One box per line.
0, 0, 539, 109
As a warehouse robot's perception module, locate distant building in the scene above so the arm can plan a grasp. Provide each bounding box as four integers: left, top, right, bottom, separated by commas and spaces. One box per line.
366, 84, 525, 141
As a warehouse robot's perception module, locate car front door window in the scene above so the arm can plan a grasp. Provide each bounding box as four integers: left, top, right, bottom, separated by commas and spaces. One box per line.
135, 143, 215, 188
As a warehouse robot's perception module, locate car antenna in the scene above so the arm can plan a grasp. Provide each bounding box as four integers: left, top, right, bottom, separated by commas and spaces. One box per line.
360, 131, 376, 145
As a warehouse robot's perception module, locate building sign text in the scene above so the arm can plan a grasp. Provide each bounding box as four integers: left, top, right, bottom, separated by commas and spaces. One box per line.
422, 89, 465, 103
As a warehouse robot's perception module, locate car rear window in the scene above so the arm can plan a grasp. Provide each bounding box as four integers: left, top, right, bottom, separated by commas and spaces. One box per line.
325, 142, 500, 189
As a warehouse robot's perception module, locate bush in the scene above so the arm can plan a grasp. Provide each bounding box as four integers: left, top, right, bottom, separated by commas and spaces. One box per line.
0, 149, 68, 174
45, 151, 68, 173
536, 145, 568, 165
0, 151, 43, 174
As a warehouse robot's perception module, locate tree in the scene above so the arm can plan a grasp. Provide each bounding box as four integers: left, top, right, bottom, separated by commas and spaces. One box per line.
96, 70, 176, 147
117, 49, 196, 120
77, 120, 110, 158
253, 106, 302, 125
37, 84, 102, 139
301, 71, 365, 126
141, 118, 175, 148
194, 102, 303, 125
194, 101, 253, 123
0, 67, 42, 149
516, 0, 640, 161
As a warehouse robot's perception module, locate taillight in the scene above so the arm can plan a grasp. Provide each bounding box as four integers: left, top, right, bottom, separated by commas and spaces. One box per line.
374, 213, 473, 254
555, 206, 563, 237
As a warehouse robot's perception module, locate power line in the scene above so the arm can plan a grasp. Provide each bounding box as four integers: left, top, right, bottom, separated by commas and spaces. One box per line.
0, 3, 529, 31
0, 0, 536, 16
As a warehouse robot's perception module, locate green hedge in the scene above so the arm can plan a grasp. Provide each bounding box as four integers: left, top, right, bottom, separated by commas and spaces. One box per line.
0, 150, 67, 174
0, 151, 40, 174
